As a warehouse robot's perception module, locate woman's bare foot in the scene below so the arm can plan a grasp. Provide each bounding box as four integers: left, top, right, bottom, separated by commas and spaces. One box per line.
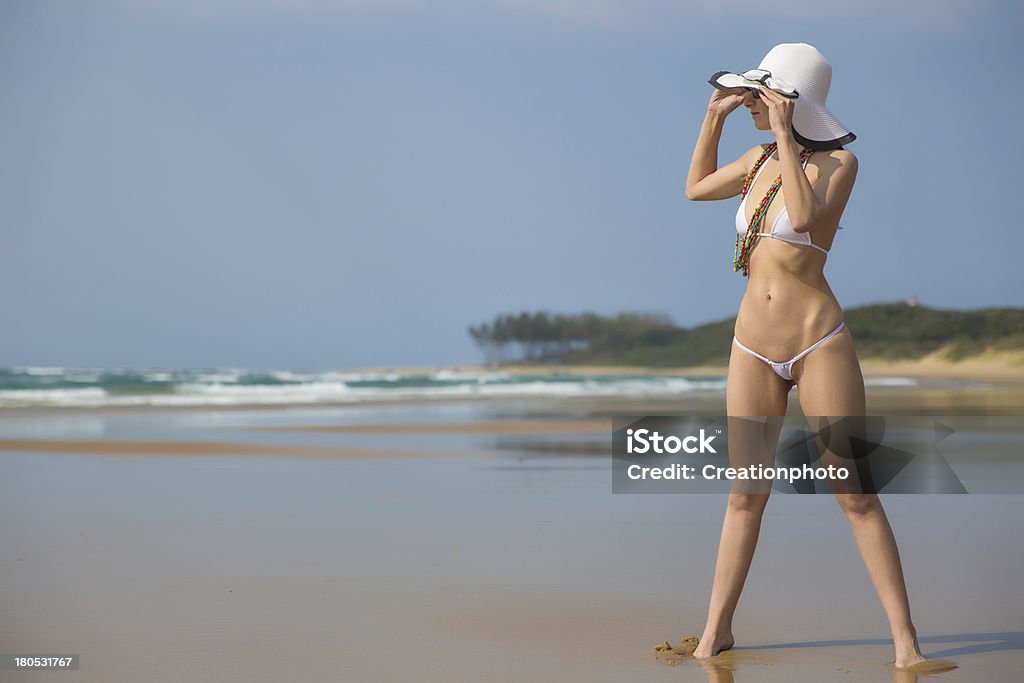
693, 629, 734, 658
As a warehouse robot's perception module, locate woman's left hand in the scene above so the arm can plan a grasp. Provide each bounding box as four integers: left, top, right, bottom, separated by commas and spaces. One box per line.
758, 87, 795, 140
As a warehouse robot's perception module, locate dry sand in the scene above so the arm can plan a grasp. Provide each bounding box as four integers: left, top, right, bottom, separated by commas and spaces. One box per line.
859, 347, 1024, 380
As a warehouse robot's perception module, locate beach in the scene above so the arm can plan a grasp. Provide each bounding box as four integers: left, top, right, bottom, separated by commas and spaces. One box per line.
1, 368, 1022, 682
8, 0, 1023, 679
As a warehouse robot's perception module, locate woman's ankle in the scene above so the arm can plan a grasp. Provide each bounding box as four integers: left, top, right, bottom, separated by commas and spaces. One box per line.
892, 627, 923, 661
700, 620, 732, 639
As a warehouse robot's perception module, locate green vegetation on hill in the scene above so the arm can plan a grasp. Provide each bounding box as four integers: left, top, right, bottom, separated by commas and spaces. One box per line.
468, 303, 1024, 367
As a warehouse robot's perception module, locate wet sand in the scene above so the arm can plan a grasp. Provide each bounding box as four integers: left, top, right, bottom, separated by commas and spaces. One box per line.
0, 437, 476, 458
1, 390, 1022, 682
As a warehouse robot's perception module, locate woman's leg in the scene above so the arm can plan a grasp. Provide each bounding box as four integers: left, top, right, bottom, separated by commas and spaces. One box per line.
694, 342, 792, 658
794, 327, 926, 669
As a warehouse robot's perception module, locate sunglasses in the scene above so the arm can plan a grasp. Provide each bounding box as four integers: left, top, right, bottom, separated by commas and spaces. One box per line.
740, 69, 799, 98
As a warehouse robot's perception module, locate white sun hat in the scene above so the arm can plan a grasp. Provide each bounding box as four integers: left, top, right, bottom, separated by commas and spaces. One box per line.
708, 43, 856, 150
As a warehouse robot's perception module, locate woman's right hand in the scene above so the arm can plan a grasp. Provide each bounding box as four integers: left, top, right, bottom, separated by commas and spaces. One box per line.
707, 87, 747, 116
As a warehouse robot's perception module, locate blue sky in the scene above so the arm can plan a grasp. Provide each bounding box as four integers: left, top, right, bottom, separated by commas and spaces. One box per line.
2, 0, 1021, 370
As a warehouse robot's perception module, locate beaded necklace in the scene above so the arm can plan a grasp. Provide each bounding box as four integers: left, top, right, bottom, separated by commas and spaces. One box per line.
733, 142, 816, 277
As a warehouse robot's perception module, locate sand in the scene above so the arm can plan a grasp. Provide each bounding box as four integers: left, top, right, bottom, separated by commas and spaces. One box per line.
233, 419, 611, 434
1, 392, 1021, 681
651, 636, 961, 674
2, 377, 1023, 459
357, 348, 1024, 381
0, 437, 479, 459
653, 635, 701, 666
0, 419, 613, 458
895, 658, 959, 674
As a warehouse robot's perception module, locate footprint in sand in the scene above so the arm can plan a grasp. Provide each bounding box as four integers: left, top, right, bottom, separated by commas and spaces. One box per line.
653, 636, 701, 666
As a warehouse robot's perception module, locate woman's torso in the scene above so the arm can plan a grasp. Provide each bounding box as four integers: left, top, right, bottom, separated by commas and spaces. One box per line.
733, 147, 846, 360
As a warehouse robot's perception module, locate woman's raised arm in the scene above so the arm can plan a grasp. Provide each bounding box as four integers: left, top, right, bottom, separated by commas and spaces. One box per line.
685, 88, 758, 201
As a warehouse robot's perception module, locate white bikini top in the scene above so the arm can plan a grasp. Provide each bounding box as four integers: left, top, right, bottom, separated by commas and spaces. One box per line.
735, 151, 837, 255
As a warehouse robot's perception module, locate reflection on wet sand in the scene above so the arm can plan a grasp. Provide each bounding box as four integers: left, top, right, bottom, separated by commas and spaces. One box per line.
653, 636, 960, 681
894, 659, 958, 676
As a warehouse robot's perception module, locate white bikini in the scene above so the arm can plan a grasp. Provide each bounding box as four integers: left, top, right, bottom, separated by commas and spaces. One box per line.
734, 150, 830, 254
732, 148, 846, 381
733, 322, 846, 381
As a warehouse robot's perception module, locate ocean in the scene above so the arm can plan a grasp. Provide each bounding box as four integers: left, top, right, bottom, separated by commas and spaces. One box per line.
0, 366, 923, 409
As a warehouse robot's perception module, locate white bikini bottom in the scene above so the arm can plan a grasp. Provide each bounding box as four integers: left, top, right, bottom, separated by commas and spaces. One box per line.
733, 322, 846, 381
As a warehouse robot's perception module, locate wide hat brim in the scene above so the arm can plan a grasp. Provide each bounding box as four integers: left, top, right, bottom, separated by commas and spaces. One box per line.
709, 70, 856, 150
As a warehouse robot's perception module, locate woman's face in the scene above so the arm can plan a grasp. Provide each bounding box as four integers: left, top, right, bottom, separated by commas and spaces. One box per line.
743, 89, 771, 131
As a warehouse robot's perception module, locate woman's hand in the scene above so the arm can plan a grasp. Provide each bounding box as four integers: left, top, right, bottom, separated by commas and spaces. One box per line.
707, 87, 746, 116
758, 87, 795, 140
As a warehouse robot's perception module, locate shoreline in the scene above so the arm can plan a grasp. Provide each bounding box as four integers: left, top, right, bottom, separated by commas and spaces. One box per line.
1, 380, 1022, 418
359, 355, 1024, 381
0, 356, 1021, 418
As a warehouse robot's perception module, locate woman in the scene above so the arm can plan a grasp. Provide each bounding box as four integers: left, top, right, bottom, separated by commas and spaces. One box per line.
683, 43, 930, 670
